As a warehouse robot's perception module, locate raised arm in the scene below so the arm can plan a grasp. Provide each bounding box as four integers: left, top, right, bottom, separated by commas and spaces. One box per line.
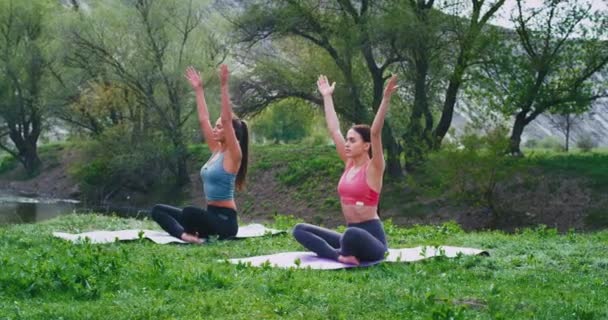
185, 66, 219, 152
219, 64, 242, 161
317, 75, 347, 163
370, 74, 398, 171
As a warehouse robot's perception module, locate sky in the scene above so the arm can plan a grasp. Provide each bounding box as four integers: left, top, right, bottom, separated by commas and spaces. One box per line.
487, 0, 608, 29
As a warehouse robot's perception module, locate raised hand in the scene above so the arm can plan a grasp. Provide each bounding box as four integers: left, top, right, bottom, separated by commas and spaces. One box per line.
383, 74, 398, 98
317, 75, 335, 97
185, 66, 203, 90
219, 64, 229, 86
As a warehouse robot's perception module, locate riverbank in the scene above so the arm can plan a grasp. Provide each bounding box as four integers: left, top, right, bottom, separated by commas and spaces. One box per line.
1, 143, 607, 231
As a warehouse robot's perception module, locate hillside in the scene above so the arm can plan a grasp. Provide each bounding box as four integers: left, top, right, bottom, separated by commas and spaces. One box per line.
2, 144, 607, 231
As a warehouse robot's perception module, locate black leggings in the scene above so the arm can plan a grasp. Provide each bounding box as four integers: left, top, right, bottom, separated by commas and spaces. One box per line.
150, 204, 238, 240
292, 219, 388, 262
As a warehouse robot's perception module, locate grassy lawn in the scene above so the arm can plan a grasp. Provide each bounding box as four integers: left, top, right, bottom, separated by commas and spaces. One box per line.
1, 214, 607, 319
522, 151, 608, 190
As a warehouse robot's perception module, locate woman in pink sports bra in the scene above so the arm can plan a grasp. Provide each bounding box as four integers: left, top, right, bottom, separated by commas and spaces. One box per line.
292, 74, 398, 265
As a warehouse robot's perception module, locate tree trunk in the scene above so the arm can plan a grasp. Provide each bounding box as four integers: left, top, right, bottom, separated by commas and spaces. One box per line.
434, 78, 461, 148
6, 110, 43, 176
22, 144, 42, 176
383, 124, 403, 178
404, 53, 430, 170
509, 111, 528, 156
565, 114, 570, 152
172, 137, 190, 187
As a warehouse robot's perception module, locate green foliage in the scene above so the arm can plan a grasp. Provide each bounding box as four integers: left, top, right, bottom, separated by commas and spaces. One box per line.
278, 154, 342, 187
252, 98, 319, 144
523, 136, 565, 152
467, 0, 608, 153
0, 155, 17, 174
537, 136, 564, 151
60, 0, 222, 186
585, 208, 608, 229
1, 214, 608, 319
234, 0, 510, 172
70, 125, 176, 201
187, 143, 213, 164
411, 126, 519, 209
0, 0, 63, 174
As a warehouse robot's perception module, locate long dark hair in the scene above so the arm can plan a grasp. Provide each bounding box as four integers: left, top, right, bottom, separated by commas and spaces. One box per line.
232, 117, 249, 191
351, 124, 372, 158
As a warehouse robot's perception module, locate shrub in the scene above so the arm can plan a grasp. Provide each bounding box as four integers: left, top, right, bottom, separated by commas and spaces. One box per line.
0, 155, 18, 174
538, 136, 563, 151
411, 126, 519, 210
576, 134, 597, 153
70, 125, 176, 201
523, 138, 538, 148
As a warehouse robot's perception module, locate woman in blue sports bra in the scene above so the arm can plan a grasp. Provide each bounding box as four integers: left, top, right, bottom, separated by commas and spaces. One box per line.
151, 64, 248, 244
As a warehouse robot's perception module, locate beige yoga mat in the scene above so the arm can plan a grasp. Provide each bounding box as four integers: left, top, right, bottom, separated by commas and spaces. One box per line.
53, 224, 284, 244
227, 246, 489, 269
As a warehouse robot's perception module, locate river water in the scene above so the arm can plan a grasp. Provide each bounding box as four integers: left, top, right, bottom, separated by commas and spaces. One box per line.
0, 193, 79, 225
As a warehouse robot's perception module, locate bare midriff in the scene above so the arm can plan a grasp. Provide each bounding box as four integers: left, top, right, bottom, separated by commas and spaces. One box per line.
341, 203, 379, 224
208, 199, 237, 210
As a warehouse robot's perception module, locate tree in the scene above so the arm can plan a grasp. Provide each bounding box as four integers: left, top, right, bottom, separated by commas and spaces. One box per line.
232, 0, 406, 176
0, 0, 60, 175
472, 0, 608, 155
63, 0, 226, 186
63, 81, 140, 136
230, 0, 506, 174
547, 108, 590, 152
390, 0, 505, 168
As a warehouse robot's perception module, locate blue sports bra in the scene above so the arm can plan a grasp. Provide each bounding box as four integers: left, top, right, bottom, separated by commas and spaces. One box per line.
200, 153, 236, 201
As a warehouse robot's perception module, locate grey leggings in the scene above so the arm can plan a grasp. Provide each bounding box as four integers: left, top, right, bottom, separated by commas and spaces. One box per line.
292, 219, 388, 262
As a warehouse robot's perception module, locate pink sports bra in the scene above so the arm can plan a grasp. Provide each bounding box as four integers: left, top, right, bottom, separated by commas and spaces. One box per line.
337, 161, 380, 206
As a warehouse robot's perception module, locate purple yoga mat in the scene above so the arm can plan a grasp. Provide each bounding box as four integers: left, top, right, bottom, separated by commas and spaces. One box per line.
228, 246, 488, 269
228, 251, 383, 270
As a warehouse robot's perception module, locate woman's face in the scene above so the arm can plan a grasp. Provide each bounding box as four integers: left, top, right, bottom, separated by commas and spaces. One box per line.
344, 129, 370, 158
212, 118, 225, 142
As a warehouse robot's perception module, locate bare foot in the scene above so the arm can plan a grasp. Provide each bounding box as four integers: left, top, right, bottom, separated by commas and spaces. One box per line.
338, 255, 360, 265
181, 232, 203, 244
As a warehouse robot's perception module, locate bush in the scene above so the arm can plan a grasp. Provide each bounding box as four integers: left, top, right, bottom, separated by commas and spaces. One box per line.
252, 99, 318, 144
70, 125, 176, 201
0, 155, 18, 174
576, 134, 597, 152
538, 136, 563, 151
523, 138, 539, 148
411, 126, 519, 209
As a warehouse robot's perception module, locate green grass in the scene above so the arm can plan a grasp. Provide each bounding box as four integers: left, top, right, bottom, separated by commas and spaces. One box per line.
1, 214, 607, 319
523, 151, 608, 190
246, 144, 343, 209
